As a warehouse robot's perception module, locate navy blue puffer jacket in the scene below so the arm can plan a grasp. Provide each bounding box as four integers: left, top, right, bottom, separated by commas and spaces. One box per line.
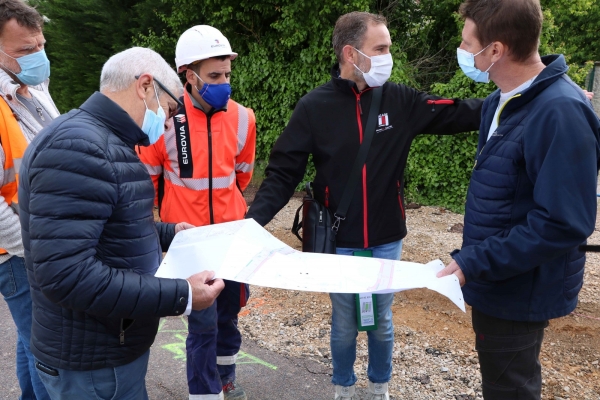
19, 92, 190, 370
453, 55, 600, 322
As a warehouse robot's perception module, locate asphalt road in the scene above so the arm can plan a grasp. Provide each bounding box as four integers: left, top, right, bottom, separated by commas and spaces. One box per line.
0, 300, 333, 400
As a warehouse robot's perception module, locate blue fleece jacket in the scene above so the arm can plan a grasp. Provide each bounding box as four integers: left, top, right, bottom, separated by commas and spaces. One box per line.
453, 54, 600, 322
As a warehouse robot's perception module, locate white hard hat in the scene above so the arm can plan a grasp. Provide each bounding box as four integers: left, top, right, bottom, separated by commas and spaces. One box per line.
175, 25, 238, 73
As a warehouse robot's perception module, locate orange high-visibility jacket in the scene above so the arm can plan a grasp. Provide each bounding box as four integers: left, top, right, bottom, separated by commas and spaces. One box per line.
0, 97, 27, 255
139, 92, 256, 226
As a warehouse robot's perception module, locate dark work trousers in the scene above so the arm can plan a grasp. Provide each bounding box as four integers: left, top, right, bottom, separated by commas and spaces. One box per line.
187, 280, 249, 396
472, 308, 549, 400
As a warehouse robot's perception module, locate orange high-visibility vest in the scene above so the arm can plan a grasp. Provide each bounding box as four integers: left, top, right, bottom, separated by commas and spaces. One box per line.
0, 96, 27, 255
139, 94, 256, 227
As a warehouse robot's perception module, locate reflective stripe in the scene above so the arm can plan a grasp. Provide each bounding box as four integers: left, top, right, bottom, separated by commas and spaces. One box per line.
216, 353, 238, 365
163, 122, 181, 175
164, 170, 235, 191
144, 164, 163, 175
235, 162, 254, 173
236, 104, 249, 156
3, 166, 15, 184
189, 392, 223, 400
13, 157, 21, 173
163, 106, 247, 188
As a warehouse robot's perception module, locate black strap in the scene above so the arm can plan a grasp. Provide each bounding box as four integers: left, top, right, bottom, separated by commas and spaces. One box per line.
333, 86, 383, 232
579, 245, 600, 252
292, 182, 313, 241
291, 202, 304, 241
172, 98, 194, 178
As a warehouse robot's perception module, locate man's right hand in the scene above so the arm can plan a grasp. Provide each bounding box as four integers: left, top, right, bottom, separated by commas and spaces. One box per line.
186, 271, 225, 310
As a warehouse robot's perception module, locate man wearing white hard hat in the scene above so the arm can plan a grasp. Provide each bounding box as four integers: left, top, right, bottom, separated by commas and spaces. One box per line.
139, 25, 256, 400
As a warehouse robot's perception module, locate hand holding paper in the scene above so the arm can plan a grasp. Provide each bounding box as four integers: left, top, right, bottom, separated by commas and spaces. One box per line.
436, 259, 466, 286
186, 270, 225, 310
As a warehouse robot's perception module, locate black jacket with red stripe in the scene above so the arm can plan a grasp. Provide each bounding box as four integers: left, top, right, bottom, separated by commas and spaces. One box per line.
247, 65, 482, 248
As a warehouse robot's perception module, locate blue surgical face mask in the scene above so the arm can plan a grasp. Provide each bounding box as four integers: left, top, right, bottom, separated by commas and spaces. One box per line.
457, 44, 494, 83
193, 71, 231, 109
141, 82, 166, 144
0, 48, 51, 86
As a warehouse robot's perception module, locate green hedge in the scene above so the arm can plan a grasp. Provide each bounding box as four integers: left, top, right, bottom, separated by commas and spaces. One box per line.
36, 0, 596, 213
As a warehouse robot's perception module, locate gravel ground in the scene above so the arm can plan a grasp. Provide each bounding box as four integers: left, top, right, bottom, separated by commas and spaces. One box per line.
240, 195, 600, 400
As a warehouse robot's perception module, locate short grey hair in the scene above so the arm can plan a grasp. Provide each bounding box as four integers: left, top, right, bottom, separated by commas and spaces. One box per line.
332, 12, 387, 64
100, 47, 182, 96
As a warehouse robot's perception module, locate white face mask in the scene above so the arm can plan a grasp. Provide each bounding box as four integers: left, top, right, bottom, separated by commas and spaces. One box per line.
353, 48, 393, 87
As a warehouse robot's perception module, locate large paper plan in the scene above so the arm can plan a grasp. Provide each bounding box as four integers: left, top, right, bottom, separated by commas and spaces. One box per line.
156, 219, 465, 312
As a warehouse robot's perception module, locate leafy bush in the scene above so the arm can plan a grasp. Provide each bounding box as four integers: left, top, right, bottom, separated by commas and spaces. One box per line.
36, 0, 598, 212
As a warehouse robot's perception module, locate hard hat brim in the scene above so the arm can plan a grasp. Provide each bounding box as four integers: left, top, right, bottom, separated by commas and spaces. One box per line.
176, 52, 238, 73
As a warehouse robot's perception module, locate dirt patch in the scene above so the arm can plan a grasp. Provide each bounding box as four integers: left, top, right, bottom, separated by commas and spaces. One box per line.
237, 183, 600, 399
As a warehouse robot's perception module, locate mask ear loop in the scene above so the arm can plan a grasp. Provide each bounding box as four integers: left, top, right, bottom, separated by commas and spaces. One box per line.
0, 48, 20, 76
352, 47, 371, 75
192, 71, 209, 96
474, 43, 495, 74
152, 81, 160, 104
353, 47, 372, 60
142, 82, 161, 113
474, 42, 493, 57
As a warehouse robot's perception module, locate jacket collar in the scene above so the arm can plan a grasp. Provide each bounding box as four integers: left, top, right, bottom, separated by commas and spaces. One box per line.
0, 68, 51, 96
489, 54, 568, 113
79, 92, 149, 147
0, 68, 21, 97
330, 64, 367, 95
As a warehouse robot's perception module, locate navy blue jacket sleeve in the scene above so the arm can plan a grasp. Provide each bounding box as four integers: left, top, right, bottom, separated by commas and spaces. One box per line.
454, 96, 599, 282
156, 222, 176, 251
25, 134, 188, 319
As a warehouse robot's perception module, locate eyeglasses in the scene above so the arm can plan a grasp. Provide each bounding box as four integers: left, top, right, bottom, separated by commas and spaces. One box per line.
135, 75, 183, 119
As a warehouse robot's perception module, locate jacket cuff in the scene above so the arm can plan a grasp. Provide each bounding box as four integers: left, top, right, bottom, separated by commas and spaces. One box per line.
184, 280, 193, 315
451, 251, 474, 283
169, 278, 189, 316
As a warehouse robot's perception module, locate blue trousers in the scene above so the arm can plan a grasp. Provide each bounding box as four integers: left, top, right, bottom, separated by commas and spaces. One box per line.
330, 240, 403, 387
187, 280, 249, 395
0, 256, 50, 400
35, 350, 150, 400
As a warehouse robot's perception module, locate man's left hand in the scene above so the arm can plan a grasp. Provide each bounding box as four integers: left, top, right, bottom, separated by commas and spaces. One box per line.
175, 222, 195, 234
436, 259, 466, 286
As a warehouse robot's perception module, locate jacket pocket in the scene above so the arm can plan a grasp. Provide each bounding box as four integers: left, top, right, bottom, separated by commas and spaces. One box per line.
119, 318, 135, 345
90, 314, 134, 342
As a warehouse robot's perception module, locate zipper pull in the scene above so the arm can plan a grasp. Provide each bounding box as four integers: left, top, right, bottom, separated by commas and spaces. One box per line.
120, 330, 125, 345
319, 211, 323, 223
357, 97, 363, 115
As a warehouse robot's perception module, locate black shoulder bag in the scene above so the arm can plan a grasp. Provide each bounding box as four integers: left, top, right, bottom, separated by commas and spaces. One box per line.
292, 86, 383, 253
